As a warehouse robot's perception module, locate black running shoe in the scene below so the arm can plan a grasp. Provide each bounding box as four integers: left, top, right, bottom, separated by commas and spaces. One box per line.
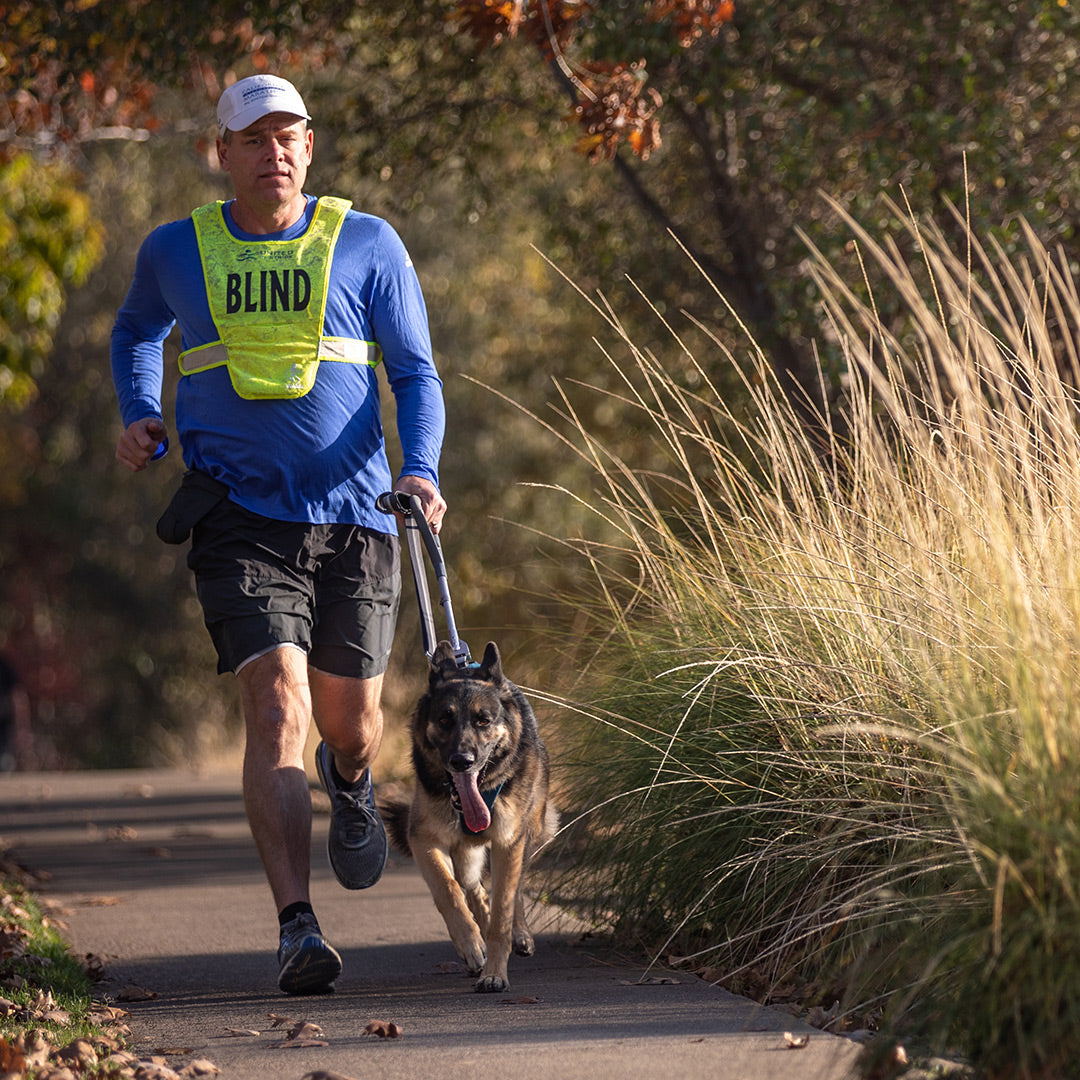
315, 740, 388, 890
277, 912, 341, 995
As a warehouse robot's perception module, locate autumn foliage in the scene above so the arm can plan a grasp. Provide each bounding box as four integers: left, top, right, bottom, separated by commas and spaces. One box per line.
453, 0, 735, 161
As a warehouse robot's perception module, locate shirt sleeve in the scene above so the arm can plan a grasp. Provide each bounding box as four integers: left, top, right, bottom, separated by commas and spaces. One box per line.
368, 221, 445, 488
110, 228, 177, 429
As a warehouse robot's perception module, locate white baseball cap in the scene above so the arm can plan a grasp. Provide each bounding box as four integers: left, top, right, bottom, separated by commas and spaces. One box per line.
217, 74, 311, 136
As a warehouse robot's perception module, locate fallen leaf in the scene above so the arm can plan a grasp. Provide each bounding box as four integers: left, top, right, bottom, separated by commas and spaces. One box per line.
273, 1038, 329, 1050
430, 960, 465, 974
0, 1036, 26, 1074
221, 1028, 260, 1037
619, 976, 680, 985
286, 1021, 323, 1041
267, 1013, 296, 1028
82, 895, 123, 907
500, 996, 540, 1005
103, 1051, 139, 1068
783, 1031, 809, 1049
117, 984, 158, 1001
87, 1003, 131, 1024
179, 1059, 220, 1077
171, 827, 215, 839
20, 1029, 50, 1067
363, 1020, 402, 1039
301, 1071, 361, 1080
54, 1039, 98, 1068
133, 1064, 181, 1079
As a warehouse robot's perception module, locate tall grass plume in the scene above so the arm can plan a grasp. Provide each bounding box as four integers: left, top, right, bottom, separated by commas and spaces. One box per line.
533, 202, 1080, 1077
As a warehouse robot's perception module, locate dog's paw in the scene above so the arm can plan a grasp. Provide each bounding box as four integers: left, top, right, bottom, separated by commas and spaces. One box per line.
512, 930, 535, 957
454, 938, 486, 976
474, 973, 509, 993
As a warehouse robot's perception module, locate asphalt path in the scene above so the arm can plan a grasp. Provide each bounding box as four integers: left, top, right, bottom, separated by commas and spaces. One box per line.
0, 769, 862, 1079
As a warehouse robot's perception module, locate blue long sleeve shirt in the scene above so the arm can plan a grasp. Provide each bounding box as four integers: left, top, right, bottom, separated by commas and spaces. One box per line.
111, 194, 444, 533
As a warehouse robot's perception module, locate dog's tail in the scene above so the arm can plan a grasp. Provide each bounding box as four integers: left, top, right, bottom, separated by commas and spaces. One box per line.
375, 789, 413, 858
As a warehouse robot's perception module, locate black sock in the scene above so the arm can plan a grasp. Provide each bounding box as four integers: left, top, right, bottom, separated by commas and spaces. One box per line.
278, 901, 316, 929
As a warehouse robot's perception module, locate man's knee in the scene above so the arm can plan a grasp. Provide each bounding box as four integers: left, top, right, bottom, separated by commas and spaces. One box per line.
323, 707, 383, 767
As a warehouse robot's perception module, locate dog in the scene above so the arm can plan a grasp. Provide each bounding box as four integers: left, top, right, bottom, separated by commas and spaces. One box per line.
380, 639, 558, 992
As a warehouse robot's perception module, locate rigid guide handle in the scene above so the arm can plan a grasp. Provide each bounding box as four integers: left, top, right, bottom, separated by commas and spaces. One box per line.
376, 491, 470, 667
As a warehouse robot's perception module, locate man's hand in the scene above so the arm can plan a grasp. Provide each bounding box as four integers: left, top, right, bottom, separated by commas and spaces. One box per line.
116, 417, 168, 473
394, 475, 447, 534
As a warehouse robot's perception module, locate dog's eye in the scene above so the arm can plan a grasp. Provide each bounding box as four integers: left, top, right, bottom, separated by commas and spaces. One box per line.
438, 710, 456, 727
473, 713, 492, 728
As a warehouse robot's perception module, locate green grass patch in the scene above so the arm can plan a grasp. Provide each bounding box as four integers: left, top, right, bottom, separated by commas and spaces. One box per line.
0, 864, 133, 1076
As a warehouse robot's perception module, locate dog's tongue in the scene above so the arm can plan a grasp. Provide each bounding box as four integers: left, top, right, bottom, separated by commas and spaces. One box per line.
453, 771, 491, 832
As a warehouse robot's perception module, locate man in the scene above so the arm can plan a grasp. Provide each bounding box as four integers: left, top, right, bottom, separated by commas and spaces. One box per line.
111, 74, 446, 995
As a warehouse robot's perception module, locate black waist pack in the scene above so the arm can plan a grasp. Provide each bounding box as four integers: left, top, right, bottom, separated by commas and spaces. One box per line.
156, 469, 230, 544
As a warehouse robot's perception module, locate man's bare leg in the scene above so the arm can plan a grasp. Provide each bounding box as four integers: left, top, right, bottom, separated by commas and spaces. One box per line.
237, 645, 342, 994
237, 646, 314, 909
310, 668, 384, 781
310, 668, 389, 890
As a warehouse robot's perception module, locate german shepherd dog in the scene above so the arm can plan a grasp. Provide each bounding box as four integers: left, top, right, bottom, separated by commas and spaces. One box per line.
381, 640, 557, 992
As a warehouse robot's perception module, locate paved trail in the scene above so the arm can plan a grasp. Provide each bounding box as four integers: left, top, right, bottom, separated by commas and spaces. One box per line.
0, 769, 861, 1079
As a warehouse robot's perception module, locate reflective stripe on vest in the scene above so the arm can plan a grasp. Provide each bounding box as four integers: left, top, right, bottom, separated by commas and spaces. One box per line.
179, 197, 381, 399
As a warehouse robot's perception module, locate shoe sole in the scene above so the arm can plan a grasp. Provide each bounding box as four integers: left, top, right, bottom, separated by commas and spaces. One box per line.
278, 937, 342, 995
315, 743, 388, 890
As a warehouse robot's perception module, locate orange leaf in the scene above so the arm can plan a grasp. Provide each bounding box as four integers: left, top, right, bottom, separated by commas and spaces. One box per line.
363, 1020, 403, 1038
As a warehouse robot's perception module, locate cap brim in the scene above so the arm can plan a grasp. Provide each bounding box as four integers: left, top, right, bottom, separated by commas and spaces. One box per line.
222, 105, 311, 134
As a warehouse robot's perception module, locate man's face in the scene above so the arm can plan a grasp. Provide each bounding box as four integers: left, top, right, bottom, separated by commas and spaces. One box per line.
217, 112, 313, 213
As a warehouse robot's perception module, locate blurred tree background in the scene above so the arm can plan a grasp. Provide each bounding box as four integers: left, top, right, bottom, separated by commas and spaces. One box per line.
1, 0, 1078, 769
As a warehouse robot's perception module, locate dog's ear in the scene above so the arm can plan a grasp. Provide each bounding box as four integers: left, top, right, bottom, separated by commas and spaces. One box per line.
479, 640, 503, 683
430, 640, 457, 681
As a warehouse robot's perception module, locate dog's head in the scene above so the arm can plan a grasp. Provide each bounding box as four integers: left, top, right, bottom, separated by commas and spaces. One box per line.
417, 640, 516, 832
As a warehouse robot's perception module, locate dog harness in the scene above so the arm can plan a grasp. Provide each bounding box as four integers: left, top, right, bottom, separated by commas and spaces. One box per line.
179, 196, 380, 399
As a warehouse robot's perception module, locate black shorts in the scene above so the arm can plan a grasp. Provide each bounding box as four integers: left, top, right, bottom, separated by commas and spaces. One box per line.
187, 499, 401, 677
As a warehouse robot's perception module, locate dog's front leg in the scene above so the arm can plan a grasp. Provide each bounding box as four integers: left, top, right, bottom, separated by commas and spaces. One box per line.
453, 846, 490, 936
413, 844, 486, 975
475, 834, 526, 992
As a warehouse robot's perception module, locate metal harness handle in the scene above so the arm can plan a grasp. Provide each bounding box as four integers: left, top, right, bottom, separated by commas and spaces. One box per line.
376, 491, 471, 668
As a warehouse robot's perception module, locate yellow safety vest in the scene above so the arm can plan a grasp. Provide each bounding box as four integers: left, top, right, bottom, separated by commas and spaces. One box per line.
178, 196, 380, 399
